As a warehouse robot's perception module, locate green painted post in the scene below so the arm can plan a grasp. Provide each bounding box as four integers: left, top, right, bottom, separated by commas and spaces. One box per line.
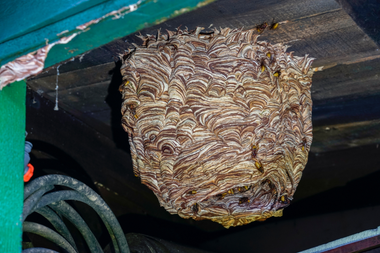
0, 81, 26, 252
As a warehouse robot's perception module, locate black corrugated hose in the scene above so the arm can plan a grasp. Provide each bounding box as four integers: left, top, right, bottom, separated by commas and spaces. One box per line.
22, 174, 130, 253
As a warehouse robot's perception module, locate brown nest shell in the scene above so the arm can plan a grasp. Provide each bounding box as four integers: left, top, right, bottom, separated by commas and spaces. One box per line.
119, 27, 314, 228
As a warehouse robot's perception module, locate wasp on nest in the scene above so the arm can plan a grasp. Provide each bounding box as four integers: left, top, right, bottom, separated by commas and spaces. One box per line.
119, 26, 314, 228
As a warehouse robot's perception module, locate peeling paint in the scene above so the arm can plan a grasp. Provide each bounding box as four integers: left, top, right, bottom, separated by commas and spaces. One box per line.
196, 0, 215, 8
0, 34, 77, 90
57, 30, 69, 36
76, 0, 143, 31
0, 1, 145, 90
0, 0, 215, 90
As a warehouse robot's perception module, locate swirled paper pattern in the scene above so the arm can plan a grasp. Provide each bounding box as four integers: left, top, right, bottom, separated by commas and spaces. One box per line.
120, 27, 314, 228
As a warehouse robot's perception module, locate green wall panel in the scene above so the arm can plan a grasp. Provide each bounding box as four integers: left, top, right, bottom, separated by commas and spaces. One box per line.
0, 81, 26, 252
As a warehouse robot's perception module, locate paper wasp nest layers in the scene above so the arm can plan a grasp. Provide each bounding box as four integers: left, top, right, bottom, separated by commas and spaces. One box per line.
120, 27, 314, 228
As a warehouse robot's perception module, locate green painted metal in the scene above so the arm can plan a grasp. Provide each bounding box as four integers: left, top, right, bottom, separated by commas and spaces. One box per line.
0, 81, 26, 252
45, 0, 214, 68
0, 0, 107, 43
0, 0, 141, 65
0, 0, 214, 67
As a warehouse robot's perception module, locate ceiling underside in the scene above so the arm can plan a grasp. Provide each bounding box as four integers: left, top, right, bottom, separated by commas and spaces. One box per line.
25, 0, 380, 252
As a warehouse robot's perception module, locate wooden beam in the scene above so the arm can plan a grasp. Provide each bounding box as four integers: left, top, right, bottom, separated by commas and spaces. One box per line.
312, 120, 380, 153
29, 0, 380, 78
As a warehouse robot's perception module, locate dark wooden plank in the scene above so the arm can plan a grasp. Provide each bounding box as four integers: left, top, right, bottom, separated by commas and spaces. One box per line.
30, 46, 380, 114
312, 120, 380, 153
28, 62, 115, 93
122, 0, 379, 69
313, 93, 380, 126
337, 0, 380, 47
119, 0, 379, 68
46, 81, 110, 113
33, 47, 118, 80
155, 0, 342, 30
280, 21, 379, 67
312, 57, 380, 101
26, 60, 122, 144
32, 0, 379, 77
310, 56, 380, 126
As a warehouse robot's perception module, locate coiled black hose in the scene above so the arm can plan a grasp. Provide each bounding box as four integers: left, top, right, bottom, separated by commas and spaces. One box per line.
22, 175, 130, 253
23, 185, 54, 222
22, 248, 59, 253
23, 222, 77, 253
31, 190, 120, 252
35, 206, 78, 251
49, 200, 103, 252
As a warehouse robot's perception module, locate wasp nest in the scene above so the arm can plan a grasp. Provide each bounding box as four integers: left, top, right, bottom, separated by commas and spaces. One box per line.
120, 27, 314, 228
